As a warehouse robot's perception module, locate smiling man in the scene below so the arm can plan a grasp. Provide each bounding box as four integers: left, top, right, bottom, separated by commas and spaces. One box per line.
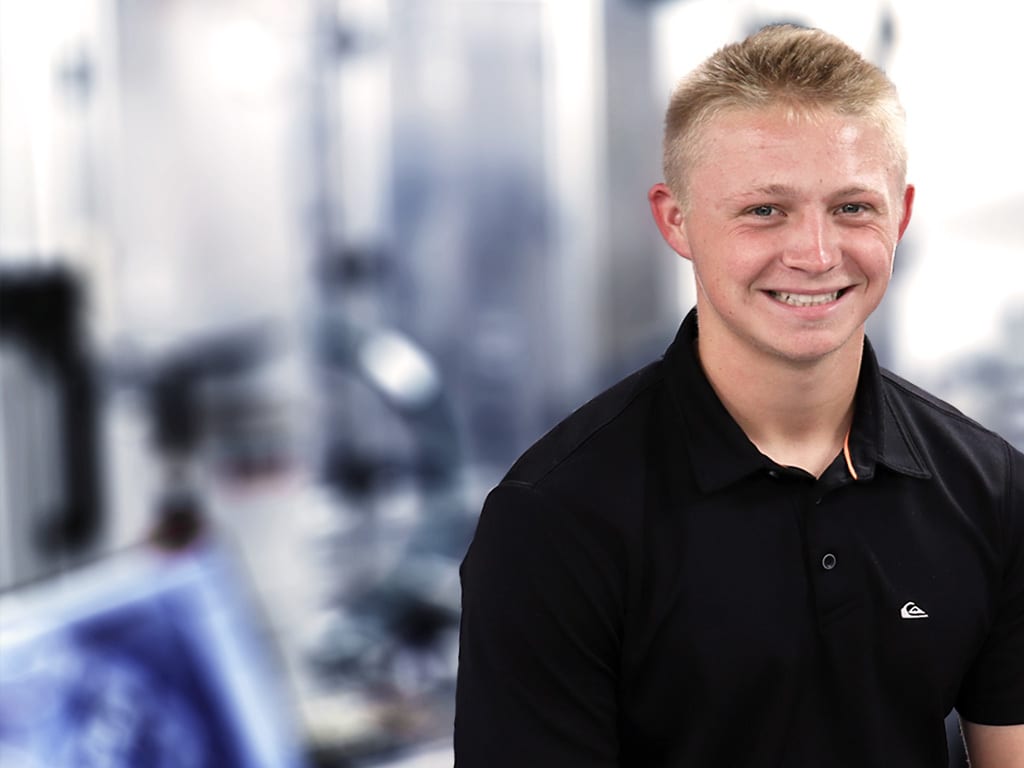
455, 25, 1024, 767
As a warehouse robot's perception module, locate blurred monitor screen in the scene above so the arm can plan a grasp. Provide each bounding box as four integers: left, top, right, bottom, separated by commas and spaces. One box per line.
0, 539, 310, 768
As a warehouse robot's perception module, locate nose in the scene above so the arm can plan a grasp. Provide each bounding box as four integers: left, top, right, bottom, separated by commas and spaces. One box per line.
780, 211, 840, 272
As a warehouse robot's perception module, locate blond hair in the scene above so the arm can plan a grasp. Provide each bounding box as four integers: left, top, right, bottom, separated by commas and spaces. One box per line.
663, 25, 907, 206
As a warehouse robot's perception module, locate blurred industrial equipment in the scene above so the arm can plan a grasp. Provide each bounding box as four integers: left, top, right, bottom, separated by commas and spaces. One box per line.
0, 268, 103, 589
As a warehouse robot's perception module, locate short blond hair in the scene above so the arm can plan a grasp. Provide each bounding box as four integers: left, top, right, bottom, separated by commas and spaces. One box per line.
663, 25, 907, 206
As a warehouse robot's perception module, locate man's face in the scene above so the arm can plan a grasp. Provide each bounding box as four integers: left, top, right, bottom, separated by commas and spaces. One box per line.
657, 106, 914, 367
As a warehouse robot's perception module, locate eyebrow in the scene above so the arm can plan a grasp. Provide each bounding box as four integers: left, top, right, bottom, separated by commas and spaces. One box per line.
832, 186, 883, 198
733, 184, 799, 199
728, 184, 885, 202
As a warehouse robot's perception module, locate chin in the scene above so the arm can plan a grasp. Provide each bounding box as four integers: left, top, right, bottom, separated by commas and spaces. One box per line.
743, 322, 839, 356
760, 333, 860, 365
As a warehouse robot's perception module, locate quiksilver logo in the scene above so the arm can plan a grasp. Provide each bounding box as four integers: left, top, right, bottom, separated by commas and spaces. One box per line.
900, 601, 929, 620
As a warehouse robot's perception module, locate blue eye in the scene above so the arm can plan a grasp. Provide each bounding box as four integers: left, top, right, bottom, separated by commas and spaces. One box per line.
749, 205, 776, 217
839, 203, 866, 214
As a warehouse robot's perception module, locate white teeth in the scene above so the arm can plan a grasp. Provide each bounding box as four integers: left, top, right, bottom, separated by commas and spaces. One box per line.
770, 291, 840, 307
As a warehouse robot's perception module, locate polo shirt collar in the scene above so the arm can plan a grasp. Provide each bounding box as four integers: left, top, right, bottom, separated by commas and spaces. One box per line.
847, 339, 931, 482
664, 308, 930, 493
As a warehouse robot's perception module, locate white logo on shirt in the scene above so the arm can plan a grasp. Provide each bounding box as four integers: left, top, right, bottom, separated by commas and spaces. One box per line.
900, 601, 929, 620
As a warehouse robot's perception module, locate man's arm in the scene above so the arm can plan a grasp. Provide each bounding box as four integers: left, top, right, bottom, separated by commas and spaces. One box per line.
454, 482, 623, 767
957, 445, 1024, 767
961, 720, 1024, 768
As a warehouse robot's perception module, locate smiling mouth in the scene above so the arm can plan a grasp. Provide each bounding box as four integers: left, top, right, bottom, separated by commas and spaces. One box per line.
768, 289, 845, 307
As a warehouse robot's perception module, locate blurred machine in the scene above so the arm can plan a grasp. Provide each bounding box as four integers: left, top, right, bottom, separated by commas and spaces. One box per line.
0, 268, 103, 589
0, 539, 311, 768
0, 263, 470, 764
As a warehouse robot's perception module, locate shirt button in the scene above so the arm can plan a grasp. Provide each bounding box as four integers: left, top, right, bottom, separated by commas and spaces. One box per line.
768, 470, 780, 479
821, 553, 837, 570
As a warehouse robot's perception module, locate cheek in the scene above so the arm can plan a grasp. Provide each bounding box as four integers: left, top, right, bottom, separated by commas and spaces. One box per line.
848, 229, 899, 277
874, 243, 898, 281
690, 229, 764, 272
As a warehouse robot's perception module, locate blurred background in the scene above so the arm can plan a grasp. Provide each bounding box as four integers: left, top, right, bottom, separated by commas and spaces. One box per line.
1, 0, 1021, 766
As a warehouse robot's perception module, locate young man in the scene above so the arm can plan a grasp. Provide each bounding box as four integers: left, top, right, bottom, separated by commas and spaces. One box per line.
454, 25, 1024, 767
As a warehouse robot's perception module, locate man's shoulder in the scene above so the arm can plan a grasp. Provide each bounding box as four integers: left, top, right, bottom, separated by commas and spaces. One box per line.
504, 360, 667, 488
879, 367, 1019, 469
881, 368, 1002, 438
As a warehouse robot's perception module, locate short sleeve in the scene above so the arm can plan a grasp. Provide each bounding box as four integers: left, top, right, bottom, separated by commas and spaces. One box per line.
454, 482, 623, 767
956, 442, 1024, 725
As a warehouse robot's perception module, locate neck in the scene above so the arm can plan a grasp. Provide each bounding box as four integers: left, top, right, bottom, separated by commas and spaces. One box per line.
696, 329, 863, 478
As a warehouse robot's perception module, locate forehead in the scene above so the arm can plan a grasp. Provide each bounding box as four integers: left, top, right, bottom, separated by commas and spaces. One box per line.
690, 106, 901, 196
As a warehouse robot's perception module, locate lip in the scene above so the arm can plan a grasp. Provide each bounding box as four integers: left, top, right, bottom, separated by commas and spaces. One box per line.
766, 287, 850, 297
762, 287, 851, 312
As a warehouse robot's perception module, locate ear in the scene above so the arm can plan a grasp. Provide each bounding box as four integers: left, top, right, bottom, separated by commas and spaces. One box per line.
897, 184, 915, 240
648, 183, 693, 261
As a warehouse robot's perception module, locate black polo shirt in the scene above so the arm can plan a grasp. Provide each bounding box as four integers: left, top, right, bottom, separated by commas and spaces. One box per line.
455, 309, 1024, 768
